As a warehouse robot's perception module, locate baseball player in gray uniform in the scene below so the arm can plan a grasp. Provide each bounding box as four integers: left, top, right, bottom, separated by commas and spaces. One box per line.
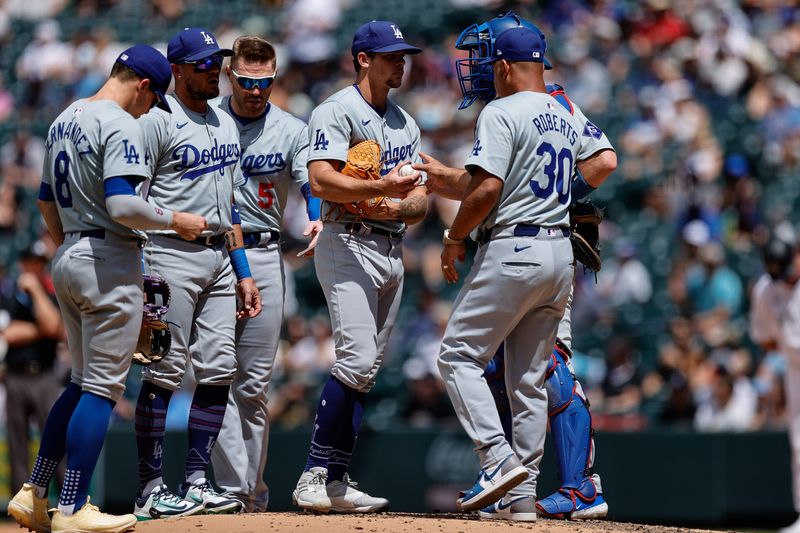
750, 233, 800, 533
132, 28, 262, 520
417, 13, 616, 521
8, 45, 206, 533
210, 35, 323, 513
291, 20, 426, 513
434, 26, 591, 516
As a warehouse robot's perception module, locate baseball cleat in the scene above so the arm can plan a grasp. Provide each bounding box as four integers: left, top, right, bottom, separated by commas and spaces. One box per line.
535, 477, 608, 520
134, 484, 203, 520
292, 467, 331, 513
457, 454, 528, 512
178, 477, 242, 514
478, 495, 537, 522
326, 474, 389, 513
50, 498, 136, 533
8, 483, 51, 533
779, 515, 800, 533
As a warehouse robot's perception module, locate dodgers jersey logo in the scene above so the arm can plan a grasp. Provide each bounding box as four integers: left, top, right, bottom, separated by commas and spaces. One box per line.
381, 140, 413, 175
583, 121, 603, 139
172, 138, 240, 181
241, 151, 287, 180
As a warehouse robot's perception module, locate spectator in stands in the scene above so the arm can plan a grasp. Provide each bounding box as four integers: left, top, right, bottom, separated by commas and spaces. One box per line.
694, 365, 757, 432
1, 242, 64, 494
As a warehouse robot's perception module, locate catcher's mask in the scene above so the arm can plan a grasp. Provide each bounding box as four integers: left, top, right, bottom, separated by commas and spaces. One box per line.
455, 11, 552, 110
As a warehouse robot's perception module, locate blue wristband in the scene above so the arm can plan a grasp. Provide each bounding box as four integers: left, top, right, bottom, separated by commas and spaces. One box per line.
301, 182, 321, 221
229, 247, 252, 281
571, 170, 596, 202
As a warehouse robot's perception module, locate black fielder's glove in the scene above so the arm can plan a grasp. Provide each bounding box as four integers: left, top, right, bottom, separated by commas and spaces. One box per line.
569, 200, 604, 272
133, 275, 172, 366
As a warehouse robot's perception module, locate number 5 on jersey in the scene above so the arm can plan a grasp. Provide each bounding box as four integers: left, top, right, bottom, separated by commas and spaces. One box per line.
258, 181, 274, 209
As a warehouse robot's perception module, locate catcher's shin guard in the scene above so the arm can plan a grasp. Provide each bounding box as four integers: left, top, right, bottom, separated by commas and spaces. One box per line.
484, 344, 512, 442
538, 343, 607, 519
545, 343, 593, 489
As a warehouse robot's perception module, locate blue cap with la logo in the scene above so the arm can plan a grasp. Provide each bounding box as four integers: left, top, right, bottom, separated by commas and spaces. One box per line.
167, 27, 233, 63
351, 20, 422, 57
116, 44, 173, 112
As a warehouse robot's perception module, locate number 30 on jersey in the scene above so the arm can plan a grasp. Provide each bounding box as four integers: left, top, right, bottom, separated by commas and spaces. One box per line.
531, 141, 573, 206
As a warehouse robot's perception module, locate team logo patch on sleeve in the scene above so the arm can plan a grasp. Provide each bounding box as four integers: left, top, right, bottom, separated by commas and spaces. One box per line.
583, 121, 603, 139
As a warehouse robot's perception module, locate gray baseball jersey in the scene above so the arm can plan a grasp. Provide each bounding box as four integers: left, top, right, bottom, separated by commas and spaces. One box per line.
308, 84, 420, 392
140, 94, 244, 238
439, 90, 584, 499
138, 94, 242, 390
307, 84, 420, 234
42, 99, 148, 402
211, 96, 309, 511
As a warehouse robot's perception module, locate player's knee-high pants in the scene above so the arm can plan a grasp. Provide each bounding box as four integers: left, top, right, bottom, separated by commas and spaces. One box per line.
141, 235, 237, 390
213, 243, 284, 512
315, 223, 404, 393
439, 234, 573, 497
52, 232, 144, 402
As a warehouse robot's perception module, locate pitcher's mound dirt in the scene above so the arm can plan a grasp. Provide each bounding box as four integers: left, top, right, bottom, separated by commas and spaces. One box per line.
135, 512, 724, 533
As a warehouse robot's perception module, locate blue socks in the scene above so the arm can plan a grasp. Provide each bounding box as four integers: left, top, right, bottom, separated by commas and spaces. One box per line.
185, 384, 229, 483
58, 392, 115, 515
304, 376, 358, 472
135, 381, 173, 495
328, 391, 366, 482
28, 382, 82, 497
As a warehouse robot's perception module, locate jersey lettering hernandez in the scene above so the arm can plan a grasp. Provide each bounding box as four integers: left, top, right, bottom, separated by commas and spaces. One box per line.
139, 94, 244, 236
307, 85, 420, 233
215, 96, 309, 233
42, 99, 150, 237
465, 92, 588, 230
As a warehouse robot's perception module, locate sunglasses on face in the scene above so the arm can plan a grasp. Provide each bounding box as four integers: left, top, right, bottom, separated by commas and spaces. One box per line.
230, 69, 275, 90
183, 55, 224, 72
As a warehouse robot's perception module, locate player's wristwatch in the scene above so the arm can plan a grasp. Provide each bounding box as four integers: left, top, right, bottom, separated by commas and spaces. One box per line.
443, 229, 465, 245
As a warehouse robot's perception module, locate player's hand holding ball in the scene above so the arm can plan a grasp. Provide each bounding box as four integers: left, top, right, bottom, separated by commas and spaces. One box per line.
380, 160, 419, 197
171, 212, 207, 241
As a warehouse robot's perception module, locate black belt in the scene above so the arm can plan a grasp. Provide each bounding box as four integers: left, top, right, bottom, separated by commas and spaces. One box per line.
70, 229, 105, 239
68, 229, 144, 247
242, 231, 281, 248
344, 222, 405, 240
478, 224, 570, 244
161, 233, 226, 247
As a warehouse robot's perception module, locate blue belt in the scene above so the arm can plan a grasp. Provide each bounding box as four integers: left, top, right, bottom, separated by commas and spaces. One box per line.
242, 231, 281, 248
478, 224, 571, 245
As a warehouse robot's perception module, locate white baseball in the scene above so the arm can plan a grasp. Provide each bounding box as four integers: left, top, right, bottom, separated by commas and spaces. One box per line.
398, 163, 415, 177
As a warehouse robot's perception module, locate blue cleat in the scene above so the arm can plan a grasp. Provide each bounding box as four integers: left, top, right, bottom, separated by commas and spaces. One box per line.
535, 475, 608, 520
478, 495, 537, 522
456, 454, 528, 512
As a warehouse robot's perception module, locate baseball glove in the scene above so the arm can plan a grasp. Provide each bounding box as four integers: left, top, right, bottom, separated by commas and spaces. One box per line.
133, 275, 171, 366
340, 140, 386, 217
569, 200, 604, 272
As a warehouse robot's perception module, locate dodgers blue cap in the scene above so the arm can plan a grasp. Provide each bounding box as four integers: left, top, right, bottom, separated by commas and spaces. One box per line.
351, 20, 422, 57
478, 27, 546, 65
167, 27, 233, 63
116, 44, 172, 112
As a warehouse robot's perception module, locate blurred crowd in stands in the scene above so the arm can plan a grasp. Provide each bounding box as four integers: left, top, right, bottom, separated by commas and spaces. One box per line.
0, 0, 799, 439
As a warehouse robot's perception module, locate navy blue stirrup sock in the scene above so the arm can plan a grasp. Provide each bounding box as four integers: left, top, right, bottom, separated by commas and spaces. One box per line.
185, 384, 229, 483
304, 376, 358, 472
328, 391, 366, 482
135, 381, 173, 495
28, 382, 82, 496
58, 392, 115, 514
